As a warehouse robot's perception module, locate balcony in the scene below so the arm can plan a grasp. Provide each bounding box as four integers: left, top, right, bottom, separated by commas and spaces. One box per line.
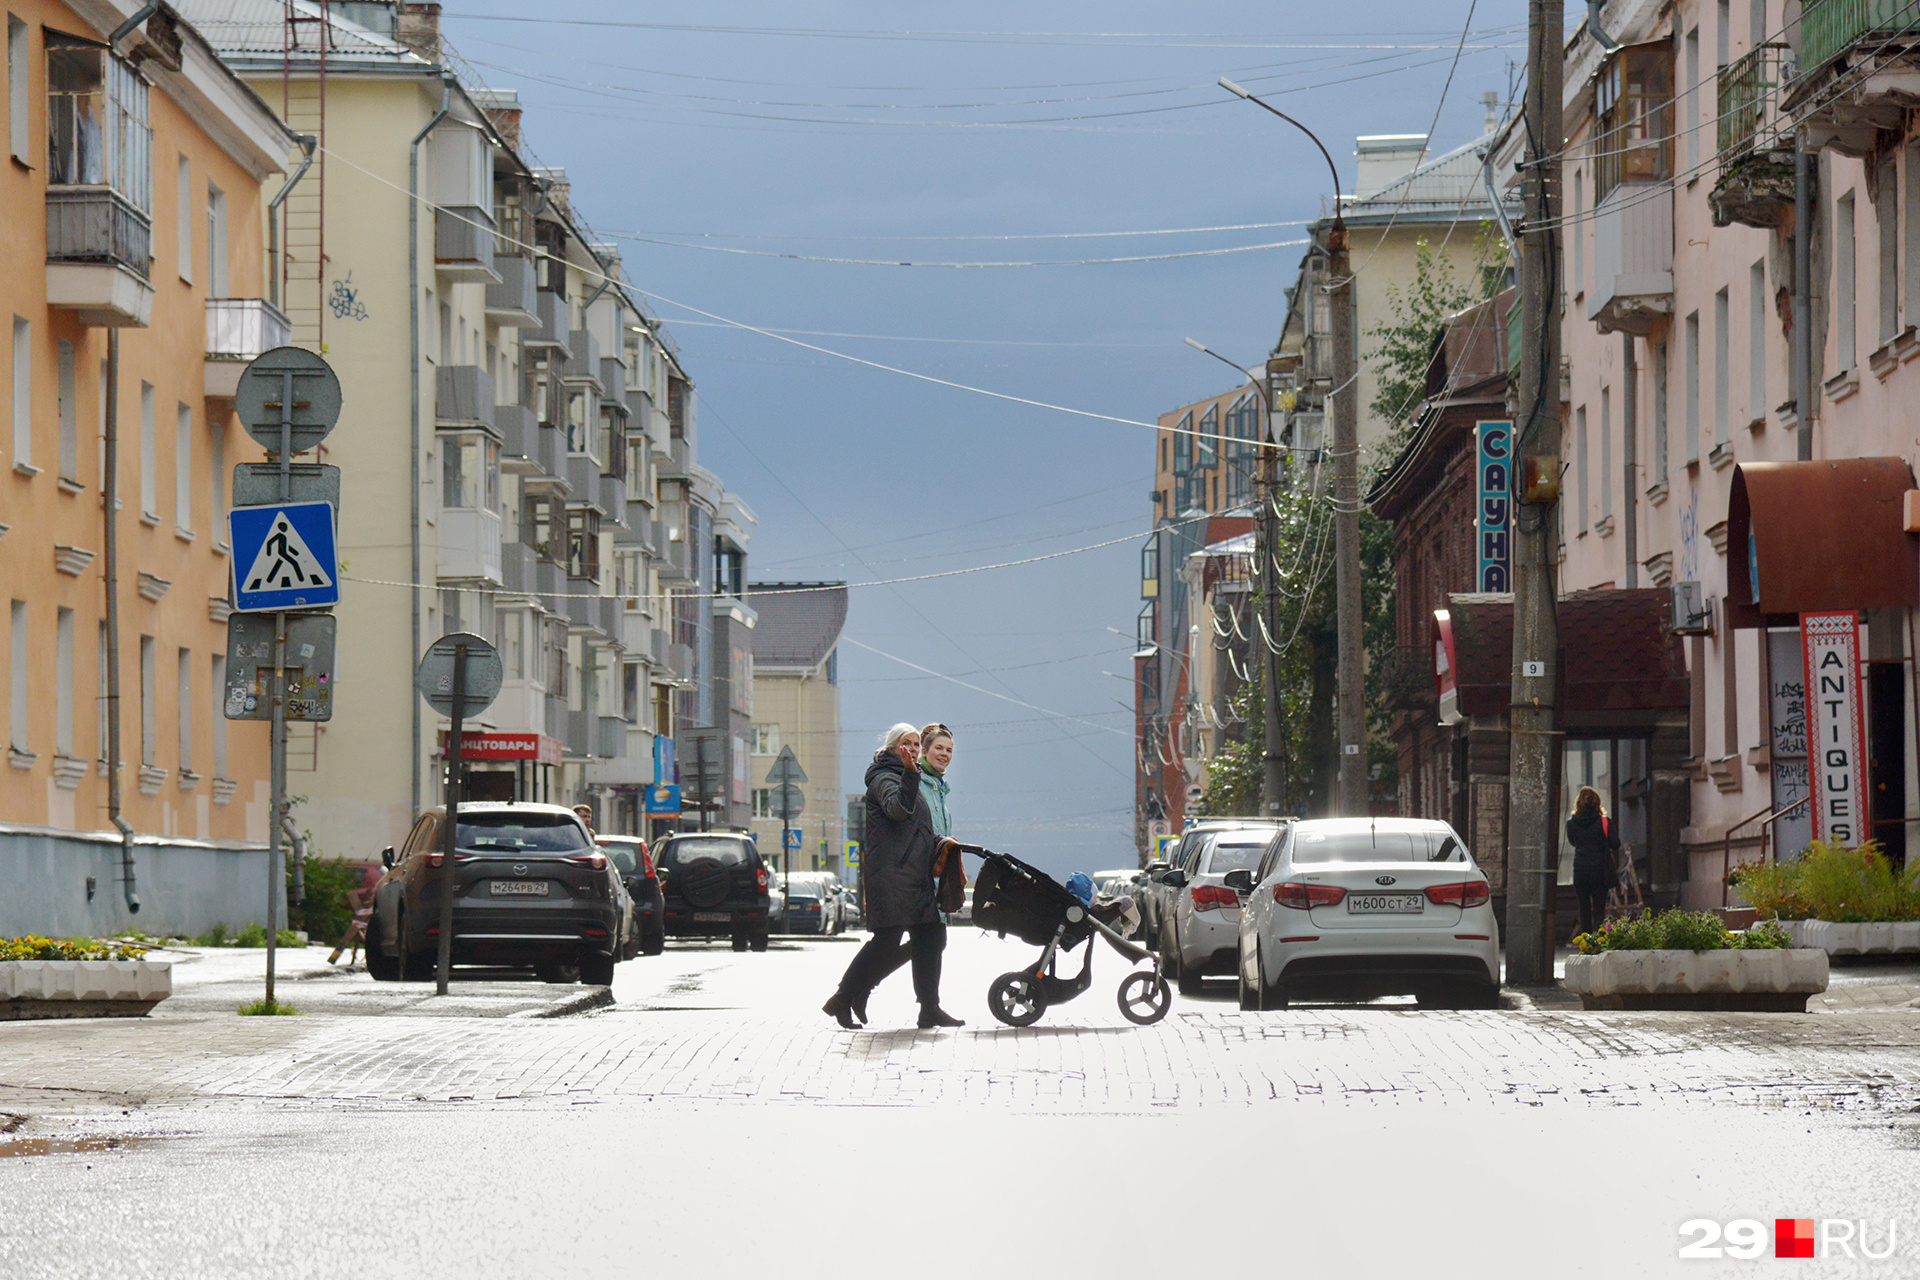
534, 557, 563, 613
565, 708, 592, 759
545, 694, 567, 742
434, 205, 499, 283
1788, 0, 1920, 155
435, 365, 495, 433
436, 509, 503, 584
659, 435, 692, 480
501, 539, 532, 594
565, 578, 605, 634
485, 254, 539, 327
566, 329, 602, 385
46, 188, 153, 327
599, 473, 625, 525
1710, 44, 1796, 229
599, 595, 620, 640
668, 641, 695, 683
495, 403, 539, 475
536, 422, 564, 480
600, 356, 627, 403
1587, 183, 1673, 335
655, 520, 694, 582
204, 299, 292, 397
567, 454, 604, 511
596, 714, 625, 759
528, 290, 569, 350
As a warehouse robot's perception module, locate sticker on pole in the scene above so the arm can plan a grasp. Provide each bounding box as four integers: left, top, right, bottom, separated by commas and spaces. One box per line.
229, 502, 339, 612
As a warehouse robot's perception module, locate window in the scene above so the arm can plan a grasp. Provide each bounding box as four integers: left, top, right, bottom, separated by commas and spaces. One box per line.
47, 41, 149, 205
138, 380, 155, 517
1136, 600, 1156, 652
440, 433, 498, 511
1594, 43, 1674, 202
1224, 393, 1258, 508
565, 385, 598, 456
1652, 339, 1669, 484
174, 402, 192, 533
54, 607, 73, 757
1717, 0, 1730, 67
1751, 0, 1766, 46
1684, 28, 1700, 175
1557, 738, 1649, 886
206, 182, 227, 297
138, 634, 153, 766
1749, 260, 1767, 426
96, 621, 107, 761
12, 314, 29, 471
1713, 286, 1730, 446
1877, 155, 1897, 345
1572, 167, 1584, 290
566, 505, 600, 580
1197, 404, 1218, 470
1599, 386, 1612, 523
622, 661, 639, 721
176, 646, 191, 773
1684, 312, 1700, 463
1575, 405, 1589, 533
437, 297, 451, 366
1907, 144, 1920, 326
523, 490, 560, 561
210, 653, 226, 779
751, 787, 776, 821
9, 600, 25, 753
175, 155, 190, 281
751, 724, 780, 755
1837, 191, 1856, 372
57, 339, 75, 482
7, 16, 26, 165
210, 417, 225, 545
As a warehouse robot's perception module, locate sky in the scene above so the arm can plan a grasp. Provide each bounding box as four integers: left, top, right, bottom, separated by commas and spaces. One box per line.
436, 2, 1532, 880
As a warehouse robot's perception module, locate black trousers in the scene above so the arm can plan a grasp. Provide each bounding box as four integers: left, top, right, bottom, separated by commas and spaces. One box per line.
1573, 865, 1613, 938
839, 921, 945, 1007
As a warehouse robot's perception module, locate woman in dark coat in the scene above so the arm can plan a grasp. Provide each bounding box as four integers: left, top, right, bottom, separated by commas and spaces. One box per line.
823, 723, 965, 1030
1567, 785, 1622, 938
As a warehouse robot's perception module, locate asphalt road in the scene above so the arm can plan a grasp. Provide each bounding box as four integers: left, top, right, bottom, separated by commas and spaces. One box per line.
3, 931, 1919, 1280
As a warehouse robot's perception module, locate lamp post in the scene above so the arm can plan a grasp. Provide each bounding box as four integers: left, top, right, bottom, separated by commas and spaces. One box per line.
1217, 79, 1364, 818
1180, 340, 1285, 818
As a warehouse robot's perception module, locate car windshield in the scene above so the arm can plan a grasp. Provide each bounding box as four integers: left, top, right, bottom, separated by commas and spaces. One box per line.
663, 837, 750, 866
456, 812, 588, 853
1203, 840, 1266, 874
597, 841, 640, 875
1290, 828, 1468, 864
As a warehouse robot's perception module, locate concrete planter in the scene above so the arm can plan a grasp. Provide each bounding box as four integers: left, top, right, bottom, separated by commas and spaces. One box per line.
1563, 948, 1827, 1011
0, 960, 171, 1020
1799, 920, 1920, 958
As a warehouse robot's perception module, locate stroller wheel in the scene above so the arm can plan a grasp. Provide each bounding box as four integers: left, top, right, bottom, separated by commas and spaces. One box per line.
1117, 971, 1172, 1026
988, 971, 1047, 1027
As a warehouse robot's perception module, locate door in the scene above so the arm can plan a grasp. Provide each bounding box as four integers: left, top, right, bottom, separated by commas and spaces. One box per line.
1868, 662, 1908, 867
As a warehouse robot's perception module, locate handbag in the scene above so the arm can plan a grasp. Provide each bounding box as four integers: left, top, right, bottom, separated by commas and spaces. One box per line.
934, 840, 967, 914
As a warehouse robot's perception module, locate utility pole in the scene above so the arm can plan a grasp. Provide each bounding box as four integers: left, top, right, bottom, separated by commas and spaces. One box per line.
1505, 0, 1565, 985
1327, 215, 1363, 816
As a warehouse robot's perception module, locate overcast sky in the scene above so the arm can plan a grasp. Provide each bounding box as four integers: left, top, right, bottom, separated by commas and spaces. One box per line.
441, 2, 1530, 879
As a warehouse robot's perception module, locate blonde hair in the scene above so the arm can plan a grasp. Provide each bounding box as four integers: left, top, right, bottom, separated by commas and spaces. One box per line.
880, 723, 920, 751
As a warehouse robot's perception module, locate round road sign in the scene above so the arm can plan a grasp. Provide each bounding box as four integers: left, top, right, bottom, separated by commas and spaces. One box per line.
414, 632, 503, 719
235, 347, 343, 455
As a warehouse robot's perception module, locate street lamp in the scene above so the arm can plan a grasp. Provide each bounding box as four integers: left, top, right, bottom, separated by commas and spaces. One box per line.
1217, 77, 1364, 818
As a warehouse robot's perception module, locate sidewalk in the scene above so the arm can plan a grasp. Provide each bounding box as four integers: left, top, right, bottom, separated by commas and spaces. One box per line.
151, 945, 612, 1019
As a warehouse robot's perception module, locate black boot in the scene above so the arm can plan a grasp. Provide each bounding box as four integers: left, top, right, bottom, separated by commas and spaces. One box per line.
823, 992, 859, 1029
851, 993, 870, 1025
917, 1004, 964, 1029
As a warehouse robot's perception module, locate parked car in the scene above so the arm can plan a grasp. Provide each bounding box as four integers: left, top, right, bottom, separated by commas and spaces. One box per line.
365, 802, 624, 985
1091, 868, 1142, 904
780, 872, 841, 935
655, 831, 772, 951
1134, 859, 1173, 947
596, 835, 665, 956
1159, 824, 1283, 995
1142, 820, 1282, 948
839, 882, 864, 931
1232, 817, 1500, 1011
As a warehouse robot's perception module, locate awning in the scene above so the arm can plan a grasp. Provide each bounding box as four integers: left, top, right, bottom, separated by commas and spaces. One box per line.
1726, 458, 1918, 627
1435, 589, 1689, 721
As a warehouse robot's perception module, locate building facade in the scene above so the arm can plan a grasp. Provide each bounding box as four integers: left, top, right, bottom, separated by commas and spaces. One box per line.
745, 581, 846, 874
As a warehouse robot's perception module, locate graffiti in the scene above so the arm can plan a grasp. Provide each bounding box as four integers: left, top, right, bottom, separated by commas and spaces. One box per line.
1770, 677, 1806, 756
1678, 490, 1699, 583
328, 273, 368, 322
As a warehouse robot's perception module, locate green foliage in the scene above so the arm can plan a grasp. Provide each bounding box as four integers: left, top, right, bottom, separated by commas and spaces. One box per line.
0, 935, 149, 962
1728, 841, 1920, 922
237, 999, 300, 1016
191, 923, 230, 948
276, 929, 303, 948
288, 852, 362, 945
1735, 920, 1792, 950
1196, 682, 1263, 818
1572, 909, 1761, 953
233, 922, 268, 948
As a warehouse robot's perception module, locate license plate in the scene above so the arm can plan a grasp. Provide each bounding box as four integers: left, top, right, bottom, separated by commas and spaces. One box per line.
1346, 893, 1423, 914
691, 912, 731, 922
490, 880, 549, 897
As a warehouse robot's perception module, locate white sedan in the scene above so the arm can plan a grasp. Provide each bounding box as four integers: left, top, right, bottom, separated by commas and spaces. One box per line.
1231, 817, 1501, 1010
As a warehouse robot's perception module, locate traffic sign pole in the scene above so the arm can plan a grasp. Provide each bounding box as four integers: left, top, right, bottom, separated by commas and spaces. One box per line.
265, 609, 285, 1010
434, 642, 468, 995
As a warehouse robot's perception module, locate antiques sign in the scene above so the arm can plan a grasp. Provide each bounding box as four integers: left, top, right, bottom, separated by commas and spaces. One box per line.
1801, 612, 1869, 845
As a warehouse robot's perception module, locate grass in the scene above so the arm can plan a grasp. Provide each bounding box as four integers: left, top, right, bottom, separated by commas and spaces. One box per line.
236, 998, 300, 1016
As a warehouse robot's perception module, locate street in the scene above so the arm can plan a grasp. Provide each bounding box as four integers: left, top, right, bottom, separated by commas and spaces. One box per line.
5, 934, 1920, 1279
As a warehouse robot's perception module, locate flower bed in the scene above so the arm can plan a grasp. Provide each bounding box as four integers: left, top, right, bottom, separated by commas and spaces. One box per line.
1565, 911, 1827, 1011
1, 937, 171, 1020
1726, 842, 1920, 959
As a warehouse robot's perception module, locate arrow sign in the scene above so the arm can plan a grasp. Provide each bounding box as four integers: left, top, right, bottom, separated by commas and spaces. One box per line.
765, 744, 808, 787
228, 502, 339, 612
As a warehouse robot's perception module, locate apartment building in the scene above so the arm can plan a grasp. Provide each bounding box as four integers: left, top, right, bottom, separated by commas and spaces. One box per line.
178, 0, 756, 859
745, 581, 846, 873
0, 0, 293, 935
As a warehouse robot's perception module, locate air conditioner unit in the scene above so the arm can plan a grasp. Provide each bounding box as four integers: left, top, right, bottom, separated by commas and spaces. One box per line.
1670, 581, 1714, 635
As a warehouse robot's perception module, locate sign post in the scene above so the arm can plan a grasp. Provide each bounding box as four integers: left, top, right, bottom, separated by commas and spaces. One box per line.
413, 632, 503, 994
1802, 612, 1869, 846
224, 347, 342, 1013
765, 746, 807, 894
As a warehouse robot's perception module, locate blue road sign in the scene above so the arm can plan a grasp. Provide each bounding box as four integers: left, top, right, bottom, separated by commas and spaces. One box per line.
783, 828, 802, 851
229, 501, 339, 612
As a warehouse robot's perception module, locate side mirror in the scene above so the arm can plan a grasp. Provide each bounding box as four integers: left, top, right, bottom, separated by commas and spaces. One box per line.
380, 846, 396, 869
1223, 870, 1253, 894
1162, 868, 1187, 889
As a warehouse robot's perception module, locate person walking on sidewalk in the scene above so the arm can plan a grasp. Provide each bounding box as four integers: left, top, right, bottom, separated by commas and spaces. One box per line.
1567, 786, 1622, 939
823, 723, 965, 1030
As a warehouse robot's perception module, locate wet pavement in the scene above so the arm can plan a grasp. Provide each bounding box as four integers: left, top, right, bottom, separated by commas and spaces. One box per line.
2, 930, 1918, 1279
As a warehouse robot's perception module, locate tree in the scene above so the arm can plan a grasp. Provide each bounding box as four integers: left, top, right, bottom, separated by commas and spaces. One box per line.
1365, 228, 1503, 434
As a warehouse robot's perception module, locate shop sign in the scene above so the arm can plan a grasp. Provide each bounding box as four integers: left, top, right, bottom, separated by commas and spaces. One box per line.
1475, 420, 1513, 591
644, 783, 681, 817
455, 732, 561, 766
1801, 612, 1868, 845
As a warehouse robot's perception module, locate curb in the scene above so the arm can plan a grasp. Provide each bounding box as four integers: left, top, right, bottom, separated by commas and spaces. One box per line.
516, 986, 615, 1019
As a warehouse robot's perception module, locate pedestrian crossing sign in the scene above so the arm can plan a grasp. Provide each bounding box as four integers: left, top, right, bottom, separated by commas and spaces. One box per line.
228, 501, 339, 612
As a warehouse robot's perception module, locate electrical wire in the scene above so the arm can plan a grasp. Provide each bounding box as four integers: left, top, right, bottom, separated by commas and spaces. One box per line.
608, 229, 1310, 267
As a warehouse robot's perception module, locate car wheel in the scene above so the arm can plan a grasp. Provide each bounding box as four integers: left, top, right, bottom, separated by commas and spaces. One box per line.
641, 925, 665, 957
1236, 957, 1259, 1011
578, 953, 615, 986
749, 924, 770, 953
1174, 930, 1205, 997
365, 912, 399, 982
1261, 977, 1289, 1011
730, 930, 750, 952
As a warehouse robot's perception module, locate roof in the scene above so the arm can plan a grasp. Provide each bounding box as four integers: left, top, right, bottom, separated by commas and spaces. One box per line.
174, 0, 425, 66
1441, 589, 1689, 718
1342, 130, 1516, 223
745, 582, 848, 669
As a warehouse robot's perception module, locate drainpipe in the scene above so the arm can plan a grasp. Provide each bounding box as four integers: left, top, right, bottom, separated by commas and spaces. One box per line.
102, 329, 139, 914
267, 134, 317, 311
107, 2, 159, 50
1793, 147, 1815, 461
1586, 0, 1621, 53
1622, 334, 1638, 586
409, 70, 455, 814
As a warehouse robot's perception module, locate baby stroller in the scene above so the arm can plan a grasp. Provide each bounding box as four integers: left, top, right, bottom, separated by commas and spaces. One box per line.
963, 846, 1171, 1027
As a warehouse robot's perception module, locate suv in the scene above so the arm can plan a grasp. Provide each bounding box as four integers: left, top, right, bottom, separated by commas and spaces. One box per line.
655, 832, 771, 951
596, 835, 665, 956
365, 802, 624, 985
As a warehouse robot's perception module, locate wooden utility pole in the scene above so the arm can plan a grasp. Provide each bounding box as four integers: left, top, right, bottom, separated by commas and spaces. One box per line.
1505, 0, 1565, 985
1328, 225, 1364, 815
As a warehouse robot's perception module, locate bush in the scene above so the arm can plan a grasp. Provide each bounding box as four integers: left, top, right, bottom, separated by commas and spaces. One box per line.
233, 922, 268, 948
1729, 841, 1920, 923
237, 999, 299, 1016
1735, 920, 1792, 950
1726, 858, 1811, 920
191, 923, 230, 947
0, 935, 149, 961
1572, 909, 1789, 954
288, 853, 363, 945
